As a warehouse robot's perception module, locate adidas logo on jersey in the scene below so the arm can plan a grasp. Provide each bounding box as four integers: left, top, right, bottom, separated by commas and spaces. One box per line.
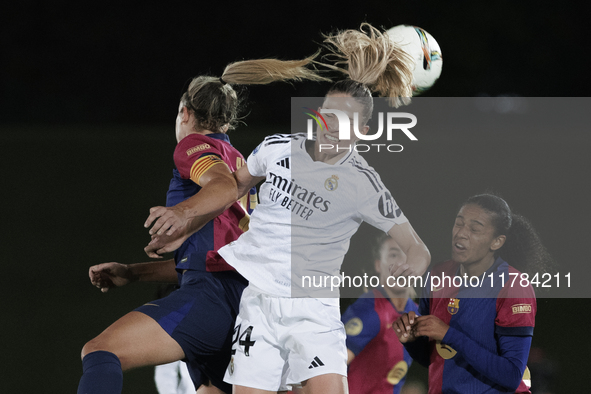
276, 158, 290, 169
308, 356, 325, 369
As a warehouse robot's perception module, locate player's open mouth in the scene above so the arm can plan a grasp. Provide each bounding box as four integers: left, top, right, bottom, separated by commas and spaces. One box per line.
454, 243, 466, 251
324, 133, 339, 143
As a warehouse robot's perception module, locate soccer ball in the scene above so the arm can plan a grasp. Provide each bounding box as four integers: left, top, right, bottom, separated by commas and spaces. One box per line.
386, 25, 443, 95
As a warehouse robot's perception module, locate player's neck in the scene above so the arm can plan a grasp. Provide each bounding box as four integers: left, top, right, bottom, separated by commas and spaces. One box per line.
306, 139, 348, 164
460, 255, 496, 278
383, 287, 409, 311
191, 129, 217, 136
390, 296, 408, 312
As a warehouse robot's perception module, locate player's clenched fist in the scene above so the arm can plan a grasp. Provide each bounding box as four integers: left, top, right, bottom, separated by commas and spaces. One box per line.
393, 311, 419, 343
89, 262, 133, 293
413, 315, 449, 341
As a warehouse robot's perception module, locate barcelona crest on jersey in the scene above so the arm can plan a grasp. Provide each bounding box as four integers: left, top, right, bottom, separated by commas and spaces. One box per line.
447, 298, 460, 315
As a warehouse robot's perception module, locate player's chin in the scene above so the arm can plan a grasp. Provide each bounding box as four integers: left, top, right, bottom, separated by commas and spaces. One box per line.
451, 250, 466, 263
318, 145, 340, 156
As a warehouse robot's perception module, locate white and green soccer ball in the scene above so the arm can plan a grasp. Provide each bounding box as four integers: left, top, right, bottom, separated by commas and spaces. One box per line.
386, 24, 443, 95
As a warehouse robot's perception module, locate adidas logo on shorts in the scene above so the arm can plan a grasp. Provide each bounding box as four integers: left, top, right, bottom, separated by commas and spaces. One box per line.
276, 158, 290, 169
308, 356, 324, 369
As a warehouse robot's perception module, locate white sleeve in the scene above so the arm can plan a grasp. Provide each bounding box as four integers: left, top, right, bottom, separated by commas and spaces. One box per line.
246, 141, 267, 177
358, 186, 408, 233
246, 134, 292, 177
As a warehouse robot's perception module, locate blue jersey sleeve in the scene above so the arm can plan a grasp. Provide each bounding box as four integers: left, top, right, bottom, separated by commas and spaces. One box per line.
442, 327, 532, 391
341, 297, 381, 356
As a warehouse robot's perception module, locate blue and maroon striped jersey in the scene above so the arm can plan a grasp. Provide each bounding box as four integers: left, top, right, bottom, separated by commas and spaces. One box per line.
343, 288, 418, 394
405, 258, 535, 393
166, 132, 256, 272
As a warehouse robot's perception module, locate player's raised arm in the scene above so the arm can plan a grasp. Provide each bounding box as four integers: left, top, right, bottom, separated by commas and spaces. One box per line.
387, 222, 430, 277
145, 161, 238, 237
144, 164, 262, 257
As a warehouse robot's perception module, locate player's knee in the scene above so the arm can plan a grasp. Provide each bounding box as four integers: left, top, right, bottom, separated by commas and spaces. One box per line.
81, 337, 111, 359
81, 340, 96, 359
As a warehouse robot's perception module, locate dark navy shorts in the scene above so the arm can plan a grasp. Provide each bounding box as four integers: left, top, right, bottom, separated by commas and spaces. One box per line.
135, 269, 247, 393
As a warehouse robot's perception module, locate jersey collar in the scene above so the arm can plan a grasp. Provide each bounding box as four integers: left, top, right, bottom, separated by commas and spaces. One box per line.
457, 256, 507, 277
204, 132, 231, 143
299, 136, 356, 166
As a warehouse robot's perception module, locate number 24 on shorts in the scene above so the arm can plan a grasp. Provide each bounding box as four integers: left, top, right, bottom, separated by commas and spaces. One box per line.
231, 324, 256, 356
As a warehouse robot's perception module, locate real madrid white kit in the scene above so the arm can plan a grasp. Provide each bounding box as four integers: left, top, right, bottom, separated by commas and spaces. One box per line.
220, 133, 408, 390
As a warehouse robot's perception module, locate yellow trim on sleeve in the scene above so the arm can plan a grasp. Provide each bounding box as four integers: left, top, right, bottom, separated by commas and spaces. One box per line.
189, 155, 225, 185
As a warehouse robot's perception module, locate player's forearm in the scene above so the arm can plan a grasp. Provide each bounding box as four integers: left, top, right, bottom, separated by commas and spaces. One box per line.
443, 327, 530, 390
127, 259, 178, 283
406, 243, 431, 276
178, 176, 239, 235
387, 223, 431, 276
235, 171, 263, 200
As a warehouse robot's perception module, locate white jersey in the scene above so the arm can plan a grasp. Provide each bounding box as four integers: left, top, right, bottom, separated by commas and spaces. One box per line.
218, 133, 407, 298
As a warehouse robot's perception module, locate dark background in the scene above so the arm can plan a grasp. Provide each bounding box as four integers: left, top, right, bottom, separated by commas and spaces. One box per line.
2, 1, 589, 393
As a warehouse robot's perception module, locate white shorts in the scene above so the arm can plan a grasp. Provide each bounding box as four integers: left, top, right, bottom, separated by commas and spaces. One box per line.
223, 285, 347, 391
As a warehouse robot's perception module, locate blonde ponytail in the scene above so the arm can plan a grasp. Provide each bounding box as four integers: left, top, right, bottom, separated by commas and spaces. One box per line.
321, 23, 414, 107
221, 52, 329, 85
182, 53, 328, 133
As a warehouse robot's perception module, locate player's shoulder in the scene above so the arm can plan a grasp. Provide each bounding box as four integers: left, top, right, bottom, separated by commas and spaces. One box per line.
358, 289, 382, 302
262, 133, 305, 146
342, 294, 380, 331
342, 154, 387, 194
498, 263, 537, 300
430, 260, 459, 276
344, 292, 378, 315
176, 133, 227, 156
174, 134, 236, 177
251, 133, 303, 160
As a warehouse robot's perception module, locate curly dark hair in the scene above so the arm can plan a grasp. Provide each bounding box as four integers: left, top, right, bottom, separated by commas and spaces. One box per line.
463, 194, 556, 276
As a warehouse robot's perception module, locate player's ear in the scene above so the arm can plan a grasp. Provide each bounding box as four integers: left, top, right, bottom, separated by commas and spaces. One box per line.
374, 259, 382, 274
180, 106, 191, 123
490, 235, 506, 252
361, 125, 370, 135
